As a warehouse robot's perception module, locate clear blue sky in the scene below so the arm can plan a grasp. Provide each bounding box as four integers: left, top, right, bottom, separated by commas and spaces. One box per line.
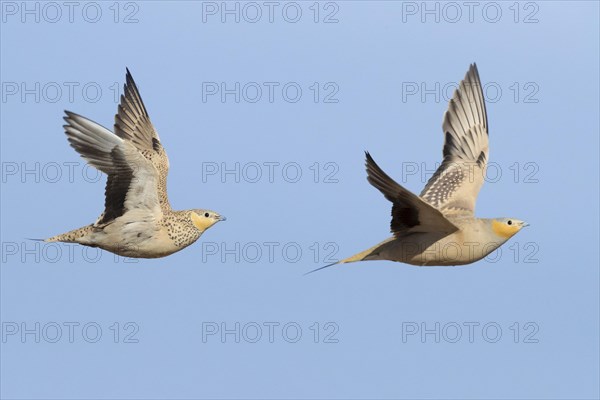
1, 1, 598, 399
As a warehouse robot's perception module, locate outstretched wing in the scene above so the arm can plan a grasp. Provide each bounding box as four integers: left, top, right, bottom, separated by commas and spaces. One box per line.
64, 111, 162, 226
114, 69, 171, 211
366, 152, 458, 236
420, 63, 489, 216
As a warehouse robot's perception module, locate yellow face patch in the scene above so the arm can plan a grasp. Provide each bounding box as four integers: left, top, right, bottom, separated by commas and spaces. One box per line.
191, 212, 214, 232
492, 220, 520, 239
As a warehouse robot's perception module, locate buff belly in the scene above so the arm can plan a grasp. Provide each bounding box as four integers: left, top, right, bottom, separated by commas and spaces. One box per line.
76, 220, 183, 258
374, 230, 504, 266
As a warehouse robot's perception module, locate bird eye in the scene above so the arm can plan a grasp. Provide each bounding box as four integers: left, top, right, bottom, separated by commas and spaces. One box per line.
507, 220, 512, 225
204, 212, 209, 218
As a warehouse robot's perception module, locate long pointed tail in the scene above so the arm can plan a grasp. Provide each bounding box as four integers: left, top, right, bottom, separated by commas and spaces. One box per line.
304, 243, 383, 275
45, 225, 94, 243
304, 261, 341, 275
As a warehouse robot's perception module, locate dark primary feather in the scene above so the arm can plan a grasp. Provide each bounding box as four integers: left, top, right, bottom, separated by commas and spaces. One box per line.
365, 152, 458, 236
63, 111, 137, 226
114, 69, 171, 213
98, 147, 134, 224
114, 68, 161, 153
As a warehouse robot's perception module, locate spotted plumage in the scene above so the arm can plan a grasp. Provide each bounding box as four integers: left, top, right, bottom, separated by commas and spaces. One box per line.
46, 69, 225, 258
307, 64, 528, 274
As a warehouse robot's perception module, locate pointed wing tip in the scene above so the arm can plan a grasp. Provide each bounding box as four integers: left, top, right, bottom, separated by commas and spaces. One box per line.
364, 152, 373, 175
364, 152, 380, 185
364, 151, 377, 168
63, 110, 82, 124
119, 67, 149, 118
124, 67, 138, 91
467, 63, 482, 83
